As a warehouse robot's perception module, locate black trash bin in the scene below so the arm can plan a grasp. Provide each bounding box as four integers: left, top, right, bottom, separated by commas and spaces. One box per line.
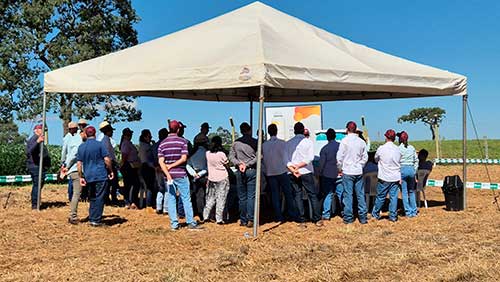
441, 175, 464, 211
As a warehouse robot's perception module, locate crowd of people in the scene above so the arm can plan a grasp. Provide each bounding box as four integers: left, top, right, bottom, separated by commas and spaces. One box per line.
25, 118, 433, 230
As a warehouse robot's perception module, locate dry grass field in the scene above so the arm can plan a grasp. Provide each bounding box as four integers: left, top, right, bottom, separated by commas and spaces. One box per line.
1, 165, 500, 282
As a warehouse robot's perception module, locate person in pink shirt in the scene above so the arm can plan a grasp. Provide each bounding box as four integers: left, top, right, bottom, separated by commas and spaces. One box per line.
203, 136, 230, 224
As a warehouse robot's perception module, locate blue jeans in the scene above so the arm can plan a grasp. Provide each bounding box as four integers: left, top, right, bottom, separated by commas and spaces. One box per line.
342, 174, 367, 223
235, 168, 257, 224
29, 166, 46, 209
167, 176, 195, 228
320, 176, 343, 219
68, 179, 73, 202
88, 181, 108, 223
372, 180, 400, 221
290, 173, 321, 223
266, 173, 297, 222
401, 165, 418, 217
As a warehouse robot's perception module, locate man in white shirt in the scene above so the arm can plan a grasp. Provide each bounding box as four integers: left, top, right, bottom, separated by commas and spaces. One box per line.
285, 122, 322, 227
337, 121, 368, 224
372, 129, 402, 222
263, 124, 297, 222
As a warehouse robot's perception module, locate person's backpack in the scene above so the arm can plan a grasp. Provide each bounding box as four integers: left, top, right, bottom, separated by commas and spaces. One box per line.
442, 175, 463, 194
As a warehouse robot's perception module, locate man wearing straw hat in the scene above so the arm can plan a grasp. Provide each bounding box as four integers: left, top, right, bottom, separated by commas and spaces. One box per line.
61, 122, 81, 202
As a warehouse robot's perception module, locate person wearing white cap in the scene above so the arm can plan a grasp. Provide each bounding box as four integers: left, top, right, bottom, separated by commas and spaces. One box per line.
77, 119, 88, 131
99, 121, 120, 204
61, 122, 81, 204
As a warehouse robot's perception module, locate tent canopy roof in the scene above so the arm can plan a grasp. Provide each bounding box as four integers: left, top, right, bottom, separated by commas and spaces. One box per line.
43, 1, 466, 102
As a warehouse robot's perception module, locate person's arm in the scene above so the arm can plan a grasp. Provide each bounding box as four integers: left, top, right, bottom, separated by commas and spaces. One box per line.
120, 143, 129, 167
374, 148, 381, 163
295, 140, 315, 169
228, 143, 240, 166
77, 161, 86, 186
167, 154, 187, 170
159, 156, 172, 181
360, 142, 368, 167
104, 156, 114, 180
336, 142, 345, 171
318, 147, 327, 175
413, 149, 419, 172
61, 139, 68, 164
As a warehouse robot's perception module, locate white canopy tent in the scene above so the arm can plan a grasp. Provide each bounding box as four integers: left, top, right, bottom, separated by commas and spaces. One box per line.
41, 2, 468, 235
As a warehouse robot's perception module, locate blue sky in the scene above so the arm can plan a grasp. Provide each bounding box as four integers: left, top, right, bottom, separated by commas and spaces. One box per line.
22, 0, 500, 144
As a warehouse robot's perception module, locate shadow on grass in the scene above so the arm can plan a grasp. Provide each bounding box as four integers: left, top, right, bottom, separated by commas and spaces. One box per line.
40, 201, 67, 209
80, 214, 128, 226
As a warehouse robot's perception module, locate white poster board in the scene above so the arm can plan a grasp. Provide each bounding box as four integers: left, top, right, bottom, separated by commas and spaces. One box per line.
265, 105, 323, 153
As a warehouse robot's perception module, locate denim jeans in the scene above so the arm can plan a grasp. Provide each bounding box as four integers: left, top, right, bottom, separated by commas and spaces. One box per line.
372, 180, 400, 221
290, 173, 321, 223
320, 176, 344, 219
342, 174, 367, 223
401, 165, 418, 217
156, 171, 168, 212
88, 181, 108, 223
167, 176, 195, 228
235, 168, 256, 224
29, 166, 46, 209
266, 173, 297, 222
141, 165, 157, 208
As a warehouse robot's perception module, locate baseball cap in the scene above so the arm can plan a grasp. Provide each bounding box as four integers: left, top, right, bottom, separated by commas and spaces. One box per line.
169, 120, 180, 132
201, 122, 211, 129
346, 121, 357, 132
384, 129, 396, 141
78, 118, 88, 125
304, 128, 310, 136
34, 124, 43, 130
68, 122, 78, 129
122, 127, 133, 135
85, 126, 96, 136
99, 121, 114, 131
178, 121, 187, 128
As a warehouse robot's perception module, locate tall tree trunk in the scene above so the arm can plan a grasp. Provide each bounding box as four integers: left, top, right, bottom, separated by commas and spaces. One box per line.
429, 123, 436, 140
60, 94, 73, 137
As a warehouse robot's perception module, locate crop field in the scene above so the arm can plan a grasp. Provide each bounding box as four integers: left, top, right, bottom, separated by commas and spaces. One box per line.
1, 165, 500, 281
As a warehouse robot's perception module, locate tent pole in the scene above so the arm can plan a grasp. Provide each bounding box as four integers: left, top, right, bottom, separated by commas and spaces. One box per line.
37, 91, 47, 211
250, 100, 254, 131
462, 94, 468, 210
253, 85, 265, 237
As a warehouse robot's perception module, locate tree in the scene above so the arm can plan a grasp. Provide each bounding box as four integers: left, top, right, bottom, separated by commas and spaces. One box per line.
0, 0, 141, 135
0, 119, 27, 145
208, 126, 239, 148
397, 107, 446, 140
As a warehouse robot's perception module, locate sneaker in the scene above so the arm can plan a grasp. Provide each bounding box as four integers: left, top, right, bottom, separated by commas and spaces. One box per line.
89, 222, 103, 227
343, 220, 354, 224
68, 218, 79, 225
216, 221, 225, 225
360, 220, 368, 225
156, 210, 162, 215
239, 221, 248, 227
389, 218, 398, 223
297, 223, 307, 229
171, 226, 179, 231
187, 223, 204, 231
315, 220, 324, 227
246, 221, 253, 228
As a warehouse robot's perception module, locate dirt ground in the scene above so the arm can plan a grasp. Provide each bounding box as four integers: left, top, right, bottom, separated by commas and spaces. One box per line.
1, 165, 500, 282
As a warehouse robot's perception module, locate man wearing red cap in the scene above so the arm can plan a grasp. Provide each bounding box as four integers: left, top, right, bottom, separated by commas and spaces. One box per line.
76, 126, 114, 226
337, 121, 368, 224
158, 120, 202, 230
371, 129, 402, 222
26, 124, 51, 209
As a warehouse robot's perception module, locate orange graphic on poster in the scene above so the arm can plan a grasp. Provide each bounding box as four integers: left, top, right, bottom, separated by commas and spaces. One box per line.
293, 106, 321, 121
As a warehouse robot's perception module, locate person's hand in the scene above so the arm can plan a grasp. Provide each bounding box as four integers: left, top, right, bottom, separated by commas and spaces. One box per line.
166, 174, 173, 182
415, 178, 419, 183
166, 164, 172, 171
293, 170, 301, 178
108, 171, 114, 180
287, 165, 296, 173
238, 163, 246, 173
37, 135, 45, 143
399, 180, 402, 185
80, 178, 87, 187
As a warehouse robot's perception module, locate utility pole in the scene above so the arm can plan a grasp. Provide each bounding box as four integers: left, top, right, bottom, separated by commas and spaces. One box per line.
434, 115, 440, 160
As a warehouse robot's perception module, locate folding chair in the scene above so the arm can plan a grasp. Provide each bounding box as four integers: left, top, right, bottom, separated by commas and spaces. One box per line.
363, 172, 378, 211
416, 169, 431, 208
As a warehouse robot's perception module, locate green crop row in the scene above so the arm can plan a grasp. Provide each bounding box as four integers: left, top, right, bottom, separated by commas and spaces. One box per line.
0, 144, 62, 175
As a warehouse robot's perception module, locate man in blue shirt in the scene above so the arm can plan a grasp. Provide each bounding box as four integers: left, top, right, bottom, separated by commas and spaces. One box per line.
77, 126, 114, 226
318, 128, 342, 220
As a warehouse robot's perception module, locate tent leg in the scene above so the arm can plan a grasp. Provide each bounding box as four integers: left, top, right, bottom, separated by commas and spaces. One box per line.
462, 94, 467, 210
250, 100, 254, 131
37, 91, 47, 211
253, 85, 265, 237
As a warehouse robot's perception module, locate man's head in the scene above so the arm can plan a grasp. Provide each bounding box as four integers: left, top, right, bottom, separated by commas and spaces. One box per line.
239, 122, 252, 135
68, 122, 78, 134
178, 121, 186, 137
200, 122, 210, 135
304, 128, 310, 138
326, 128, 336, 141
418, 149, 429, 161
122, 128, 133, 140
78, 118, 88, 130
169, 120, 180, 134
85, 126, 97, 138
140, 129, 152, 143
397, 131, 409, 144
158, 128, 169, 141
99, 121, 114, 137
33, 124, 43, 136
384, 129, 396, 142
293, 122, 305, 135
268, 124, 278, 137
346, 121, 357, 133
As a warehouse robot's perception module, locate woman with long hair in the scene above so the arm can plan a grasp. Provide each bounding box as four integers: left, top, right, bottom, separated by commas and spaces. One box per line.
203, 136, 230, 224
398, 131, 419, 217
120, 128, 141, 209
